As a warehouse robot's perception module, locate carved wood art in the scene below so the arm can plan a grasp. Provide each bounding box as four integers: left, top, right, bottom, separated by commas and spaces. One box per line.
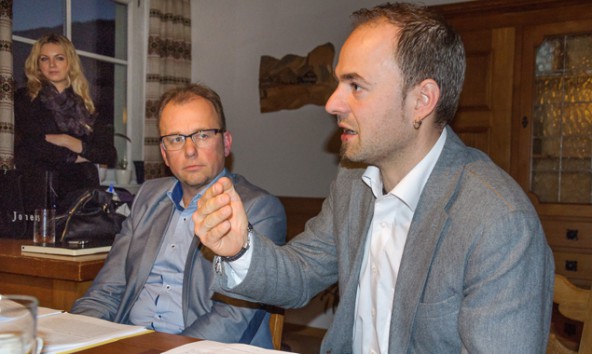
259, 42, 337, 113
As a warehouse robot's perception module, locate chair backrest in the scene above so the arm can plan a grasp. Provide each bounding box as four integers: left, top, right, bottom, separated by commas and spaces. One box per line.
269, 309, 285, 350
547, 274, 592, 354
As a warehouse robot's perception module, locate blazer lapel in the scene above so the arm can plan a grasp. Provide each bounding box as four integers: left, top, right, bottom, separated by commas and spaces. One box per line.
323, 172, 375, 352
389, 128, 467, 351
119, 194, 174, 320
131, 199, 173, 290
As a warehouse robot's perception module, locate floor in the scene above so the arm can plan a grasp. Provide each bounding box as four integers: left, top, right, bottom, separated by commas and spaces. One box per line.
281, 323, 324, 354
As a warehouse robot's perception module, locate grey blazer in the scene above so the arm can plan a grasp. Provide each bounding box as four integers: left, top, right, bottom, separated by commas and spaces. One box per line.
71, 173, 286, 347
218, 127, 554, 353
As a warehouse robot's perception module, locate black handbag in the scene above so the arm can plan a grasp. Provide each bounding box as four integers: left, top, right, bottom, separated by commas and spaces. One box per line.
55, 188, 126, 245
0, 165, 29, 238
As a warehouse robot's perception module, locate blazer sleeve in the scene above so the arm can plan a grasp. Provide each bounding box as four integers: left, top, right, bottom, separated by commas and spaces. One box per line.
181, 191, 287, 343
216, 175, 343, 309
458, 209, 554, 353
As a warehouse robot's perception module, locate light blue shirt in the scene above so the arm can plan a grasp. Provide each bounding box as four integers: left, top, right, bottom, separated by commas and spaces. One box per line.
128, 169, 227, 333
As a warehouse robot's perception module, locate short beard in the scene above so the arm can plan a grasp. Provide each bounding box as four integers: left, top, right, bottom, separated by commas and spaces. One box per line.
339, 147, 368, 169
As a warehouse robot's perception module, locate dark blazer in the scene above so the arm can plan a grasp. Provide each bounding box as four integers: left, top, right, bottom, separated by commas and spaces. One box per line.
71, 173, 287, 347
217, 127, 554, 353
14, 87, 116, 211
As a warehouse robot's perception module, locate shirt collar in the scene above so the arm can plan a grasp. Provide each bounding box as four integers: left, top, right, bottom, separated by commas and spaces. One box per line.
362, 129, 447, 211
167, 168, 229, 211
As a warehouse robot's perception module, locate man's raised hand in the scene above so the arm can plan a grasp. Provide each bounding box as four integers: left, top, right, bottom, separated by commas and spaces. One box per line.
193, 177, 249, 257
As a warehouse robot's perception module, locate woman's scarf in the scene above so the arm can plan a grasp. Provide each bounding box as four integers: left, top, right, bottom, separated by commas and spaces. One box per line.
38, 83, 95, 137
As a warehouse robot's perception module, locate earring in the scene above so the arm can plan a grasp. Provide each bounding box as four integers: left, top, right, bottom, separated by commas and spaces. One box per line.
413, 120, 422, 129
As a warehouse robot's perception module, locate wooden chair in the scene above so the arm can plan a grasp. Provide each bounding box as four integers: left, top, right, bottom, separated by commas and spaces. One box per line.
269, 308, 285, 350
547, 274, 592, 354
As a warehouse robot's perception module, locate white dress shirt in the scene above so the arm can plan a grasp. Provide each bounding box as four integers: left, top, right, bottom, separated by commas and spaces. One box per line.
225, 131, 446, 353
353, 129, 446, 353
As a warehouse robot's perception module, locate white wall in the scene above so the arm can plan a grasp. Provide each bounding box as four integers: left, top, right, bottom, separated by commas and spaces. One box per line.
192, 1, 468, 198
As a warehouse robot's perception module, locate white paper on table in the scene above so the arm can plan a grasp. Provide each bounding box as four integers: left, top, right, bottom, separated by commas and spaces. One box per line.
37, 311, 149, 353
37, 307, 65, 318
162, 340, 298, 354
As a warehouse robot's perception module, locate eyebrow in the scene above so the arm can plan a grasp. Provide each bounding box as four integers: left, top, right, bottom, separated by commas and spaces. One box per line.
339, 72, 370, 86
163, 128, 212, 136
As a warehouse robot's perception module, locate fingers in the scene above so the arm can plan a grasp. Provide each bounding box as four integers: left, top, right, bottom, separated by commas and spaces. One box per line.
194, 189, 229, 235
193, 177, 248, 256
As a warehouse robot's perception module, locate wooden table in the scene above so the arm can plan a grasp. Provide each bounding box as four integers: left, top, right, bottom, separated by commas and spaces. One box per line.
0, 238, 107, 311
75, 332, 199, 353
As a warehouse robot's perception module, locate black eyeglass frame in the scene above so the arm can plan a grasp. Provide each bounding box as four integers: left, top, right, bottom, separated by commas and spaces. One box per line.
160, 128, 226, 151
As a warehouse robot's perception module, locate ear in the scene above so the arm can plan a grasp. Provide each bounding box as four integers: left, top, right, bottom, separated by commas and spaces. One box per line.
223, 130, 232, 157
160, 144, 170, 167
413, 79, 440, 124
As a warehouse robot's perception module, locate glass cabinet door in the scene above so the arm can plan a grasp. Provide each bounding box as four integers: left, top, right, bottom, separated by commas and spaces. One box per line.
531, 33, 592, 203
518, 19, 592, 213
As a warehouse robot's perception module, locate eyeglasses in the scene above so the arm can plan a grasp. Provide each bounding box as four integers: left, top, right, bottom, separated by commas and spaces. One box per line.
160, 129, 225, 151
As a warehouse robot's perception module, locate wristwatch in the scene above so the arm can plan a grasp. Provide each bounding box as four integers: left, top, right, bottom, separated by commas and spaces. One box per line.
220, 223, 253, 262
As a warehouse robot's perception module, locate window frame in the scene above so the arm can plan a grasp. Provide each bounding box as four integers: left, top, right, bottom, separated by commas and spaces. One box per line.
11, 0, 146, 166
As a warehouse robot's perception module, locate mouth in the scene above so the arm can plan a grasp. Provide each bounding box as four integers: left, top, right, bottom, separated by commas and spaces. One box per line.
184, 163, 204, 171
340, 127, 358, 143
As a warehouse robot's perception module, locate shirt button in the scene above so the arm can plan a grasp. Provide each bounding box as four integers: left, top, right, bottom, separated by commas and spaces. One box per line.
171, 244, 176, 249
165, 285, 171, 290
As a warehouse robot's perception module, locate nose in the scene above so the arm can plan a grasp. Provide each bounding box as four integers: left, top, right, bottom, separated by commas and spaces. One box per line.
325, 85, 346, 116
182, 137, 198, 157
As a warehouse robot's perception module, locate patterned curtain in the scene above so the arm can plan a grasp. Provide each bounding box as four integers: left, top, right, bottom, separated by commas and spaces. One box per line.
143, 0, 191, 180
0, 0, 13, 169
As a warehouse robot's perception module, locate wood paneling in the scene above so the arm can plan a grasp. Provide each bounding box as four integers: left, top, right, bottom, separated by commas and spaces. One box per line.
0, 238, 106, 311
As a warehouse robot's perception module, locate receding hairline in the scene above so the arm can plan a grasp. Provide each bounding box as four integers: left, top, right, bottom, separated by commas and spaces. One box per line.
158, 95, 222, 132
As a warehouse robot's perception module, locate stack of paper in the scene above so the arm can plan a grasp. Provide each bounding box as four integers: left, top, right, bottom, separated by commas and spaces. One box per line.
22, 243, 111, 256
37, 307, 150, 353
162, 340, 296, 353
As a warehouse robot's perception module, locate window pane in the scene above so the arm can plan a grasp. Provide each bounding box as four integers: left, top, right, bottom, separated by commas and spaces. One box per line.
80, 57, 128, 166
13, 0, 130, 170
72, 0, 127, 59
81, 57, 113, 121
13, 0, 64, 38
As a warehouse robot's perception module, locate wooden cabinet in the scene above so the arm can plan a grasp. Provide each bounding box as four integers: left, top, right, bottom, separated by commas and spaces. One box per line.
433, 0, 592, 288
451, 27, 515, 171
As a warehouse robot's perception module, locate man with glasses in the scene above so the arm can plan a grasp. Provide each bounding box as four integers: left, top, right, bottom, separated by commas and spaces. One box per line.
71, 83, 286, 348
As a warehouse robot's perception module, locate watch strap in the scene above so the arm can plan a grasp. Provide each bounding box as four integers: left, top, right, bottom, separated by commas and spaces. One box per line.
220, 223, 253, 262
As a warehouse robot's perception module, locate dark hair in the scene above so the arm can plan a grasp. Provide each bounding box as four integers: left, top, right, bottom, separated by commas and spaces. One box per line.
157, 83, 227, 130
352, 2, 465, 125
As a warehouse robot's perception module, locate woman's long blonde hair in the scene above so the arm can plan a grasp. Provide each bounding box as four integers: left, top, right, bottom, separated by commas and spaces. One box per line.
24, 33, 95, 114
